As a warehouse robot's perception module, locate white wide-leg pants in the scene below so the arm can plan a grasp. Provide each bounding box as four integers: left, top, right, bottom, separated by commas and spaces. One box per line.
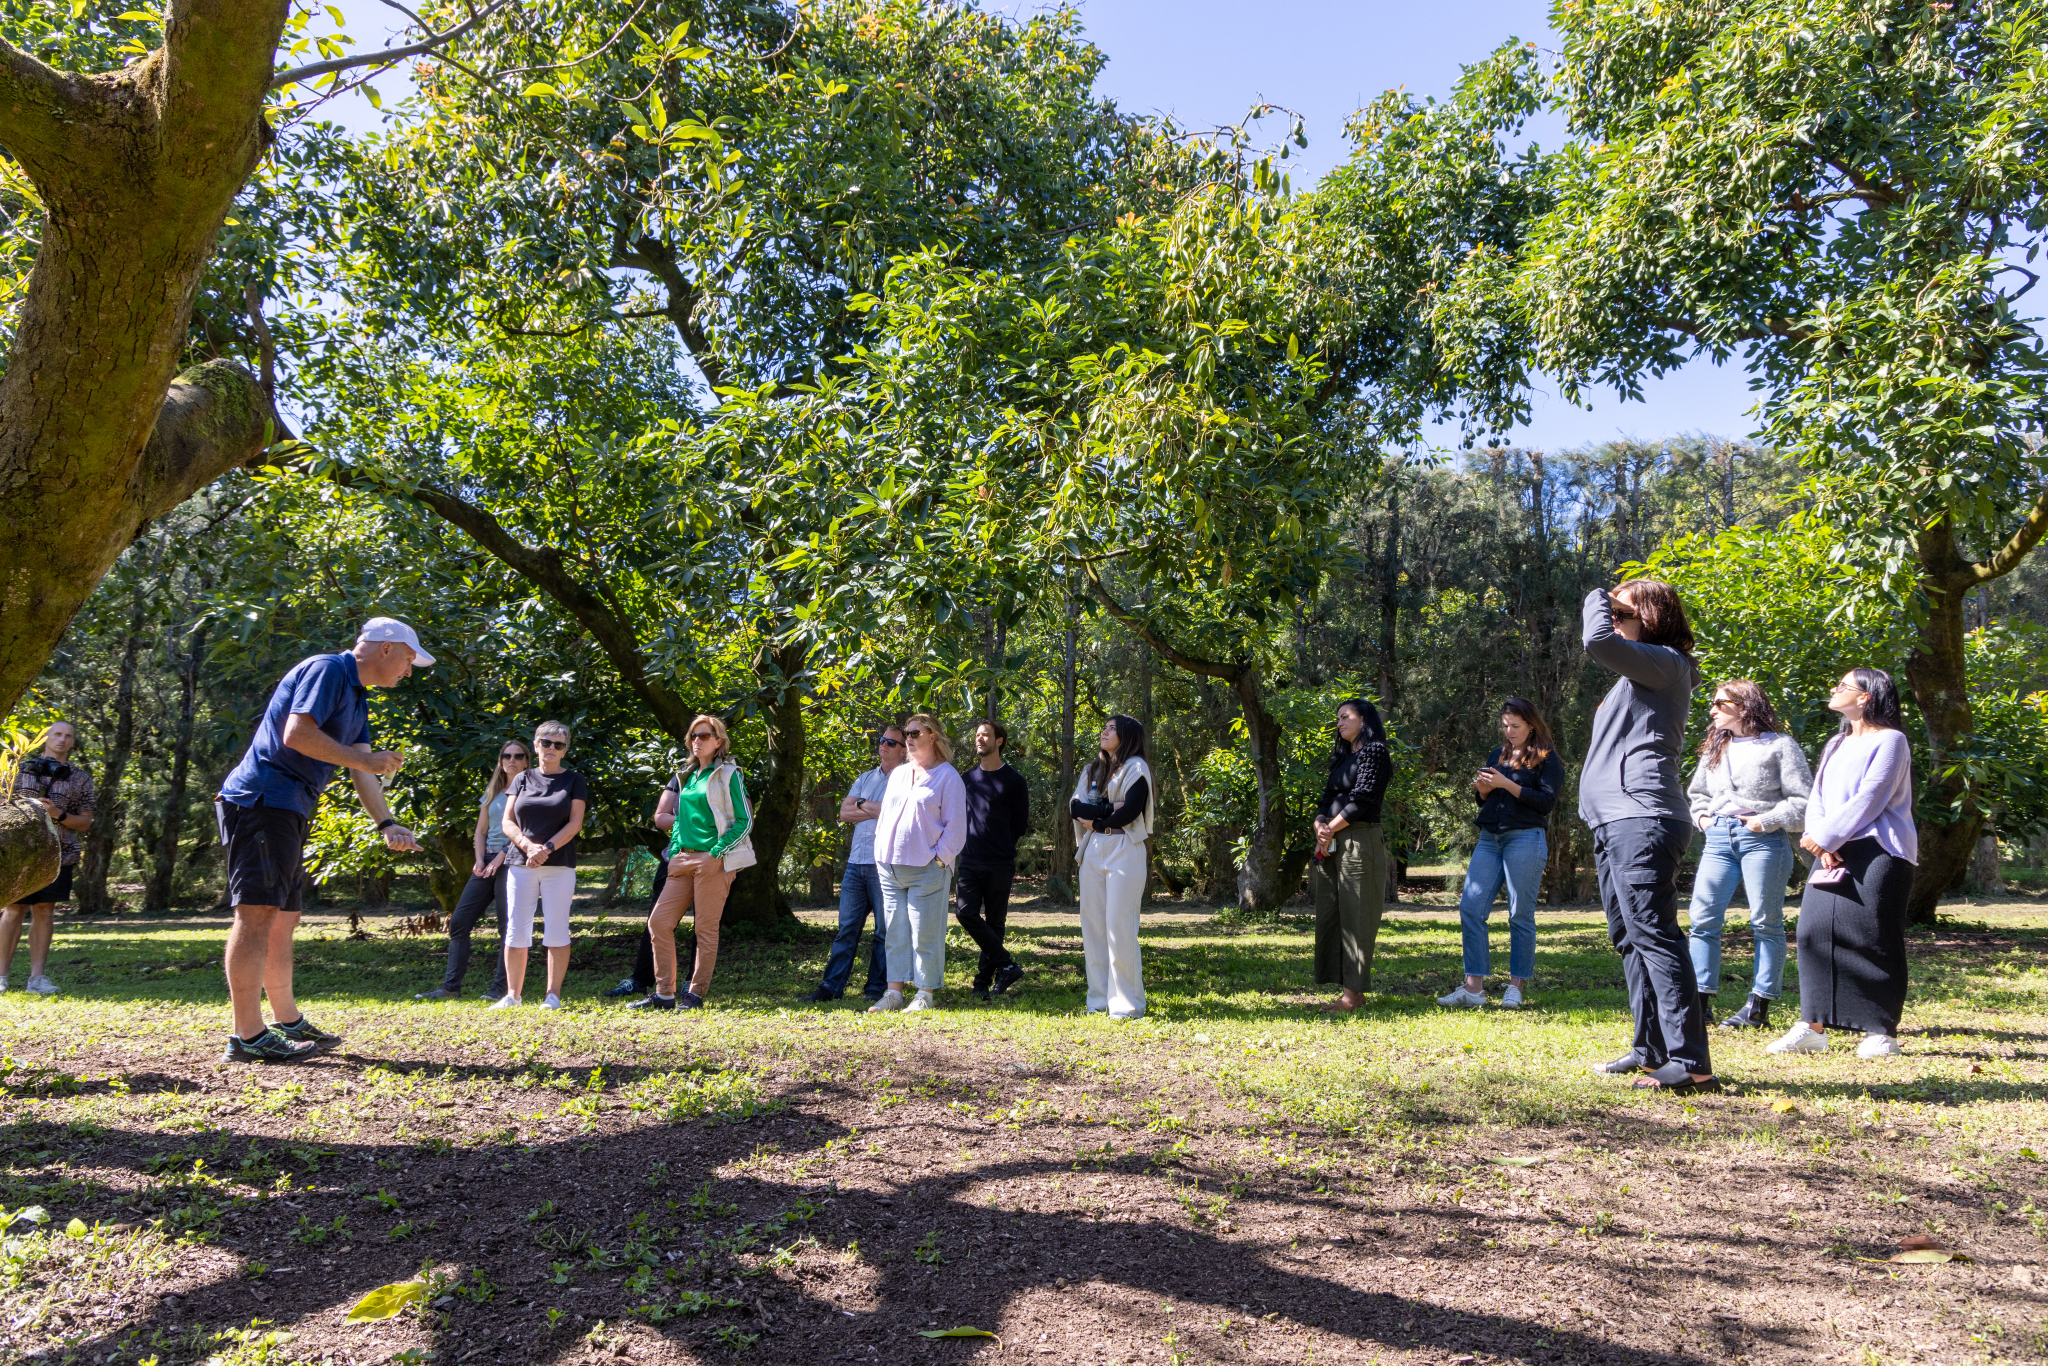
1078, 833, 1146, 1019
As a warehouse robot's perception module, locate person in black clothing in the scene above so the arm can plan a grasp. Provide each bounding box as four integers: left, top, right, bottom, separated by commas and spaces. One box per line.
605, 775, 678, 1000
1310, 698, 1394, 1011
956, 720, 1031, 1001
1437, 697, 1565, 1010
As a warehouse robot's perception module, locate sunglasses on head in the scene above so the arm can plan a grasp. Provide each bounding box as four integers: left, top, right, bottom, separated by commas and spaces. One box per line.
1611, 607, 1640, 622
537, 738, 566, 749
689, 732, 716, 742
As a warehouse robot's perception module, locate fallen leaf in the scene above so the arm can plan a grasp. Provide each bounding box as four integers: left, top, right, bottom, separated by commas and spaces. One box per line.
1885, 1249, 1971, 1265
1770, 1099, 1797, 1113
1969, 1064, 1984, 1074
1486, 1155, 1543, 1168
919, 1326, 1001, 1345
1898, 1235, 1942, 1251
345, 1281, 430, 1322
64, 1218, 86, 1237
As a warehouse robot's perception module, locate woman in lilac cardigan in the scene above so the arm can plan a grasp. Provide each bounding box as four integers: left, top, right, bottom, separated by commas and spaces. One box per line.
1769, 668, 1916, 1060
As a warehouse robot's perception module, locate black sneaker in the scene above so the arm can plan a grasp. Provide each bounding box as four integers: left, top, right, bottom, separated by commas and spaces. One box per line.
274, 1015, 343, 1052
413, 987, 462, 1001
224, 1029, 319, 1064
1721, 994, 1771, 1029
677, 992, 705, 1010
627, 994, 676, 1011
603, 977, 645, 998
796, 988, 838, 1003
993, 963, 1025, 994
972, 987, 992, 1003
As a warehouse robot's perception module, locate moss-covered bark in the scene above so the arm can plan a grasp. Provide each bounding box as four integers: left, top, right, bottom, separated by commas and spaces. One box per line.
0, 797, 60, 907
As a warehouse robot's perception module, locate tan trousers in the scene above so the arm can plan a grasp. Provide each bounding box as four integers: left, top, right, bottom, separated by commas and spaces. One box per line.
648, 851, 735, 997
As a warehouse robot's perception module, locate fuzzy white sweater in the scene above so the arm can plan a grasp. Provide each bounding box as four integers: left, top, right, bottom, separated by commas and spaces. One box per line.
1685, 732, 1813, 832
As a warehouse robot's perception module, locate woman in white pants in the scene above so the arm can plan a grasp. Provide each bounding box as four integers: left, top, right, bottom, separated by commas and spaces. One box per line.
496, 720, 588, 1010
1071, 715, 1154, 1021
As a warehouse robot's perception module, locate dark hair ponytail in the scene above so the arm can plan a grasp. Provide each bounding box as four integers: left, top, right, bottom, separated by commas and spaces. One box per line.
1837, 667, 1904, 737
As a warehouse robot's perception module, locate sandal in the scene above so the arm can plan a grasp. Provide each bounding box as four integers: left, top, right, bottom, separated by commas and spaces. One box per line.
1630, 1061, 1718, 1093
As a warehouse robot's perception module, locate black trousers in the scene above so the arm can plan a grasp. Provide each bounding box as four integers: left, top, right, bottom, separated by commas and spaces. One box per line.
954, 858, 1017, 989
624, 856, 669, 990
443, 866, 510, 998
1595, 817, 1712, 1074
1798, 837, 1912, 1035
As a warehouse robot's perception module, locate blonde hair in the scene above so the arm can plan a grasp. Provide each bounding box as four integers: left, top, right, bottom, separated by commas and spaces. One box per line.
904, 713, 953, 763
484, 736, 531, 802
683, 714, 731, 771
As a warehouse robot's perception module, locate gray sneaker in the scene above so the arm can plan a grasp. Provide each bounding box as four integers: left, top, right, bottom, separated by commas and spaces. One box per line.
24, 974, 57, 996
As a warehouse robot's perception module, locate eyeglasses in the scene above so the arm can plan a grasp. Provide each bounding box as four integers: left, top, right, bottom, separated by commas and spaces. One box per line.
1611, 607, 1640, 622
1830, 681, 1861, 694
689, 732, 716, 743
903, 729, 925, 740
500, 751, 529, 761
536, 738, 566, 749
878, 736, 904, 747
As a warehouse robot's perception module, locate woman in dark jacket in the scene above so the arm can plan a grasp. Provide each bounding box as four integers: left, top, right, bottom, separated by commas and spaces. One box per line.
1438, 698, 1564, 1009
1311, 698, 1394, 1011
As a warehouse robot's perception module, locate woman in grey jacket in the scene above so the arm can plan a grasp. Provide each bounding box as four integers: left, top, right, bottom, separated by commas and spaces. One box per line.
1685, 680, 1812, 1030
1581, 581, 1714, 1092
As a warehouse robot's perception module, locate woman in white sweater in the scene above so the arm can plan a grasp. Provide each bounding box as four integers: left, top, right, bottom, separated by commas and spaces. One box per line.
1684, 680, 1812, 1030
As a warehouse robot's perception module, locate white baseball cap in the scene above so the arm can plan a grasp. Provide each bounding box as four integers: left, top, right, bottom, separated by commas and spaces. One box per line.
357, 617, 436, 666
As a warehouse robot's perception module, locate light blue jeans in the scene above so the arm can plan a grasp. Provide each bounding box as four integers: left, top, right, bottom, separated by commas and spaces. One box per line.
879, 860, 951, 990
1686, 819, 1791, 1000
1458, 827, 1547, 980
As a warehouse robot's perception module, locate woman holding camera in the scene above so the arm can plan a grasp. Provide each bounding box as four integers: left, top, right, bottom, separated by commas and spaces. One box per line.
870, 714, 966, 1013
416, 738, 527, 1001
496, 720, 587, 1010
1312, 699, 1393, 1011
1071, 714, 1155, 1021
1438, 697, 1561, 1009
1685, 680, 1811, 1029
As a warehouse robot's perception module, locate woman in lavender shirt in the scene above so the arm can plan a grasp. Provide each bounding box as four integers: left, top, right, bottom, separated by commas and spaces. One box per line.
1769, 668, 1915, 1060
869, 713, 966, 1014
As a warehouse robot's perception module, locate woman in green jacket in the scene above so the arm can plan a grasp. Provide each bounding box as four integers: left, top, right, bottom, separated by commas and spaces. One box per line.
632, 715, 755, 1011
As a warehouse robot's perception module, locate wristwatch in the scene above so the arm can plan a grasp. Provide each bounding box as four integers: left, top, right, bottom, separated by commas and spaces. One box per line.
375, 819, 397, 831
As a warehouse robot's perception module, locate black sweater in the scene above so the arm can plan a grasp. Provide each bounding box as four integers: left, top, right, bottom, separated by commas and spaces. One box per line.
1317, 742, 1393, 826
1471, 746, 1564, 832
961, 762, 1031, 864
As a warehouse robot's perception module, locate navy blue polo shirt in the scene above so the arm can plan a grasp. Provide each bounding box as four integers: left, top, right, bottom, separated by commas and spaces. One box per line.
220, 653, 373, 817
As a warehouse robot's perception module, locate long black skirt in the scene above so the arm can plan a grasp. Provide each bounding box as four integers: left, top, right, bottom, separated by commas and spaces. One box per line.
1796, 837, 1912, 1035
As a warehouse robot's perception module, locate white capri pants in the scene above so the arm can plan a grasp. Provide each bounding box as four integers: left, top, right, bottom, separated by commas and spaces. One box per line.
506, 865, 576, 949
1078, 832, 1146, 1019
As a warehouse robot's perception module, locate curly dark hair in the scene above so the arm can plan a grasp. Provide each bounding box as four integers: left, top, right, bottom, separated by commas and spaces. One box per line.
1699, 679, 1787, 769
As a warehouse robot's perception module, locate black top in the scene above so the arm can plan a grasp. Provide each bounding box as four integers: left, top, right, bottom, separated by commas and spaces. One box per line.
961, 763, 1031, 865
1472, 746, 1564, 832
1318, 742, 1392, 825
1070, 774, 1151, 833
505, 768, 590, 868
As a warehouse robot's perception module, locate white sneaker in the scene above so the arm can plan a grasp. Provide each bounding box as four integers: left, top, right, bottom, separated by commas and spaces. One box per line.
24, 974, 57, 995
867, 989, 904, 1013
905, 990, 936, 1012
1767, 1023, 1829, 1054
1436, 986, 1486, 1008
488, 994, 523, 1010
1857, 1032, 1901, 1058
541, 993, 563, 1011
0, 974, 9, 993
1502, 984, 1525, 1009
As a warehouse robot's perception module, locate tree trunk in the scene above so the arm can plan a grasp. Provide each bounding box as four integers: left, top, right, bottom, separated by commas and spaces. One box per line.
723, 641, 806, 934
426, 828, 470, 918
76, 570, 152, 913
0, 799, 61, 907
1378, 483, 1400, 708
144, 616, 208, 912
1046, 604, 1079, 904
0, 7, 296, 718
1199, 824, 1238, 902
1904, 518, 1986, 924
1229, 667, 1289, 916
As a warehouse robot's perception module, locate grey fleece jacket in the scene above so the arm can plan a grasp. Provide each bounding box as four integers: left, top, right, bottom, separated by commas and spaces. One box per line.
1577, 588, 1703, 828
1685, 733, 1813, 832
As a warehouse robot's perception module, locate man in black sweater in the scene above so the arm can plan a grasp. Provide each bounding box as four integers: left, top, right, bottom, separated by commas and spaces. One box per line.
957, 720, 1031, 1000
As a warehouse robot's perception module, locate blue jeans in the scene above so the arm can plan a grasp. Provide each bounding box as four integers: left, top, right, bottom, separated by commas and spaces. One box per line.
818, 863, 888, 999
879, 860, 951, 990
1686, 819, 1790, 999
1458, 827, 1547, 980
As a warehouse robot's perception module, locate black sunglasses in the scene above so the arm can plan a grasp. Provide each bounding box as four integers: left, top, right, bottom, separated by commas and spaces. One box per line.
500, 750, 529, 761
537, 738, 566, 749
689, 732, 716, 742
878, 736, 904, 747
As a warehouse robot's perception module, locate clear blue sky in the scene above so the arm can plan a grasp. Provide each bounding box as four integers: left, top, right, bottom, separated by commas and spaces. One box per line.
327, 0, 1760, 451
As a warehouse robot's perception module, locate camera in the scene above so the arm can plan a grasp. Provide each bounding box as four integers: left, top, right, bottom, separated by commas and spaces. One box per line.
1072, 798, 1113, 822
18, 756, 71, 783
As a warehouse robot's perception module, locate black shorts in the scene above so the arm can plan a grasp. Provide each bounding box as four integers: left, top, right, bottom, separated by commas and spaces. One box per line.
219, 799, 309, 915
15, 863, 74, 906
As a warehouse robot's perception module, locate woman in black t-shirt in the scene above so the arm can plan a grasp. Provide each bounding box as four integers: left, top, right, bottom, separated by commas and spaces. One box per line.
496, 720, 588, 1010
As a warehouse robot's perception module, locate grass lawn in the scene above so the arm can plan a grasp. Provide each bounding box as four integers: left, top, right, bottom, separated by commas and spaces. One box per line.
1, 881, 2043, 1366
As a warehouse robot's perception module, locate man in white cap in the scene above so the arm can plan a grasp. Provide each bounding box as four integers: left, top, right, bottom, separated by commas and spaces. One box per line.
215, 618, 432, 1062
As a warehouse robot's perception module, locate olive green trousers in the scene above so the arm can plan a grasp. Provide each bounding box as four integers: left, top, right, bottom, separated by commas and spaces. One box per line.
1311, 823, 1387, 992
